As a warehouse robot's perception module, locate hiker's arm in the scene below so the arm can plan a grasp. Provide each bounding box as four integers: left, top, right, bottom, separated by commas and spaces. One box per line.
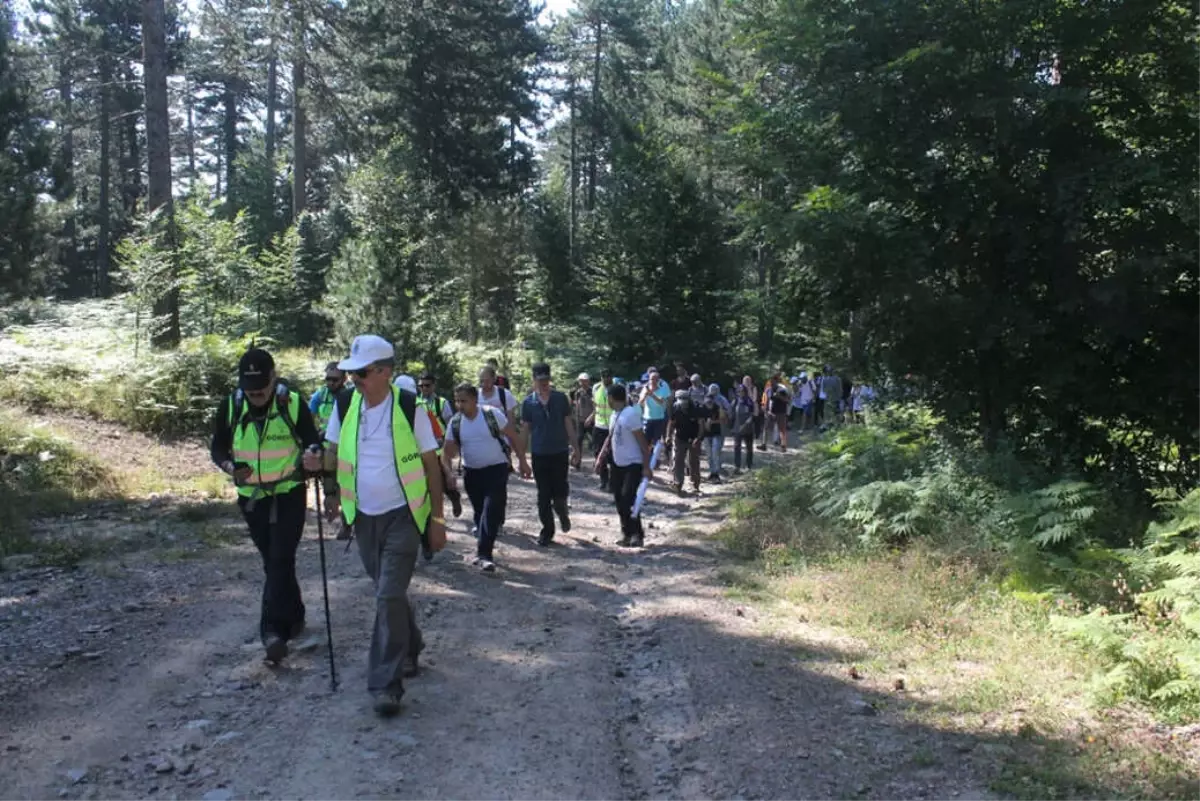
441, 436, 459, 470
210, 396, 234, 472
411, 411, 444, 523
521, 401, 533, 457
502, 420, 527, 463
565, 412, 577, 455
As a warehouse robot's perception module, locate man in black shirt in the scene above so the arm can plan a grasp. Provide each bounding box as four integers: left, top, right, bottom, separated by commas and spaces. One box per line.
667, 389, 703, 496
210, 348, 322, 664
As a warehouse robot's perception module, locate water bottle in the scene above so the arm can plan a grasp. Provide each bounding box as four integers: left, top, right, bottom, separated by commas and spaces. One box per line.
631, 476, 650, 517
649, 440, 663, 470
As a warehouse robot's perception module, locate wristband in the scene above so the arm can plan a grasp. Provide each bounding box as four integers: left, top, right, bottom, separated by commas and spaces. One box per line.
431, 516, 446, 524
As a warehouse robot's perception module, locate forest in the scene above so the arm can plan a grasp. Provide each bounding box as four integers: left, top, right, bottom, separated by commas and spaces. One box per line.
0, 1, 1199, 790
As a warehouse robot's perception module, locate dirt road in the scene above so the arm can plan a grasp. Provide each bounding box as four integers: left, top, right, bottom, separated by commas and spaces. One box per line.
1, 431, 1002, 801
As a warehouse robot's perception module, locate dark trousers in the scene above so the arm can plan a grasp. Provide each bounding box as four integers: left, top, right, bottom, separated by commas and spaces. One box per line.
673, 435, 701, 488
733, 430, 755, 469
593, 427, 610, 488
464, 462, 509, 560
610, 462, 644, 541
532, 451, 570, 538
239, 485, 307, 644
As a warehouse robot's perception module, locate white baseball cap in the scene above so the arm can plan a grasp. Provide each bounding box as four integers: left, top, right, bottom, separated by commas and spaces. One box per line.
578, 372, 591, 381
338, 334, 394, 371
394, 374, 417, 393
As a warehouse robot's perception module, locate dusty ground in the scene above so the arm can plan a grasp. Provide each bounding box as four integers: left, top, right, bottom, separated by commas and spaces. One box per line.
1, 419, 1008, 801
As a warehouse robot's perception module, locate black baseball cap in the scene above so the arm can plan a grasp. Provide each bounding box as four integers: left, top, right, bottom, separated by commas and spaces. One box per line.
238, 348, 275, 391
532, 362, 551, 380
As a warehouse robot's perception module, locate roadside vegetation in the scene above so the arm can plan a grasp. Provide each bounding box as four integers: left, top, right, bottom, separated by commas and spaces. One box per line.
718, 405, 1199, 799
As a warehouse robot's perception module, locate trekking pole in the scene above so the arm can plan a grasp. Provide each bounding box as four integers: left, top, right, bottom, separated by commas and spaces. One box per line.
308, 447, 338, 692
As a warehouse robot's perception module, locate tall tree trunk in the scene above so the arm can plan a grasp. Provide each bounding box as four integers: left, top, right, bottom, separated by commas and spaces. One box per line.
97, 56, 112, 296
185, 80, 196, 182
223, 82, 238, 213
58, 57, 79, 290
265, 38, 278, 199
143, 0, 179, 347
586, 19, 602, 211
568, 77, 577, 269
291, 0, 306, 220
122, 63, 141, 215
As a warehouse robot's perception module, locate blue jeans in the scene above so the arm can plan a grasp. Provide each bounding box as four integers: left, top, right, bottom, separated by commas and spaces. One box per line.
706, 434, 724, 476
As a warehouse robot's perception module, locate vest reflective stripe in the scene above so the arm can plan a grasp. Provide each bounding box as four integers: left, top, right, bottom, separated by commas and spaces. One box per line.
336, 388, 430, 532
594, 384, 612, 428
229, 391, 302, 498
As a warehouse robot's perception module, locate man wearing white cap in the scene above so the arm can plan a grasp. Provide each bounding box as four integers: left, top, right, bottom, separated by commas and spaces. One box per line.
312, 334, 446, 717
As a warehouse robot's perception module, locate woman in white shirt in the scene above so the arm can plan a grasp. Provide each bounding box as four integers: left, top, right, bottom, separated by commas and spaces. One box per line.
595, 384, 653, 548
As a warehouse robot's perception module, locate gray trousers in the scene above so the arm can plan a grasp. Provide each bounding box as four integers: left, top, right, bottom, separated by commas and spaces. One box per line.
355, 507, 424, 692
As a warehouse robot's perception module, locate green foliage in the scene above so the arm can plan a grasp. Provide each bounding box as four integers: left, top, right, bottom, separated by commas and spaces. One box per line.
0, 412, 118, 555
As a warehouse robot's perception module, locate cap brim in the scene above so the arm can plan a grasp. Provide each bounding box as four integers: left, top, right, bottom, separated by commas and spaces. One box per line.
337, 356, 372, 371
239, 374, 271, 391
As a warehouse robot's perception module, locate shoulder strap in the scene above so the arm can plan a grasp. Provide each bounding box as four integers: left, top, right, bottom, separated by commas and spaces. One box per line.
275, 386, 302, 448
396, 387, 417, 428
482, 408, 511, 456
498, 387, 508, 408
450, 412, 463, 445
335, 387, 355, 424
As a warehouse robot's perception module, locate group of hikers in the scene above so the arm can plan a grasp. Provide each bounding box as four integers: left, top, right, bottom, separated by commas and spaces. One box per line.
209, 336, 871, 717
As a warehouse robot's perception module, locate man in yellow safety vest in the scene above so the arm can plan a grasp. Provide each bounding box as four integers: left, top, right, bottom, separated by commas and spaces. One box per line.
308, 334, 447, 718
211, 347, 323, 664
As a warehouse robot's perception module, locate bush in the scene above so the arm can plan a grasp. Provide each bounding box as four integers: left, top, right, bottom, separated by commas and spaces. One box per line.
0, 412, 119, 556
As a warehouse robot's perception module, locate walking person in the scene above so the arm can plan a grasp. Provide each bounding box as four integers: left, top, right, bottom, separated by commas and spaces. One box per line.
667, 389, 703, 496
397, 373, 464, 545
595, 384, 652, 547
587, 369, 615, 491
703, 383, 730, 482
731, 384, 756, 474
212, 348, 323, 664
479, 364, 519, 471
309, 362, 346, 436
522, 362, 578, 546
572, 372, 595, 465
639, 368, 672, 448
442, 382, 530, 572
318, 335, 447, 717
821, 366, 843, 428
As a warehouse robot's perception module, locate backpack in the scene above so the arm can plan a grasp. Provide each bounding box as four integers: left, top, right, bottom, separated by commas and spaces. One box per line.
230, 382, 302, 450
449, 407, 511, 458
334, 385, 418, 431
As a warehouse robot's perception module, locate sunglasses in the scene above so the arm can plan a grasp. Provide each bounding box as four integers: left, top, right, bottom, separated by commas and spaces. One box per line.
325, 376, 341, 383
351, 366, 378, 379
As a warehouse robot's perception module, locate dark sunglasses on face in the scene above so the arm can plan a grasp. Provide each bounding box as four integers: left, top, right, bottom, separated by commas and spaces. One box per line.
325, 376, 341, 384
352, 366, 375, 379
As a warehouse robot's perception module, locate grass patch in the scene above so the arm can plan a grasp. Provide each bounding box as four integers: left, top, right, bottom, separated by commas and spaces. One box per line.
0, 411, 123, 557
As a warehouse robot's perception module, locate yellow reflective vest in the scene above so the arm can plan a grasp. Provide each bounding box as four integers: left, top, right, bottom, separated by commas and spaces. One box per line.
594, 384, 612, 429
230, 390, 303, 498
335, 388, 430, 533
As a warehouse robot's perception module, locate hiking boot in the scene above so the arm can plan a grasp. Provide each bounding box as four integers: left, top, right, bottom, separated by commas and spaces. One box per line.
537, 531, 553, 547
559, 513, 572, 534
264, 635, 288, 664
373, 689, 403, 718
618, 535, 632, 547
630, 536, 644, 548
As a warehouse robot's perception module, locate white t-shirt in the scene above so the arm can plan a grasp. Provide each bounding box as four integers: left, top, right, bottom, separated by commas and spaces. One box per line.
610, 406, 645, 468
799, 382, 815, 404
454, 406, 509, 469
325, 392, 440, 516
478, 385, 517, 417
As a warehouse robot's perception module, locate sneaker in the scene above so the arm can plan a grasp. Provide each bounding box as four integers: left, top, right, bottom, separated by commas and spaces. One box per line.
373, 689, 403, 718
537, 532, 553, 547
471, 525, 479, 540
618, 536, 632, 547
264, 635, 288, 664
478, 559, 496, 573
560, 513, 572, 534
630, 536, 644, 548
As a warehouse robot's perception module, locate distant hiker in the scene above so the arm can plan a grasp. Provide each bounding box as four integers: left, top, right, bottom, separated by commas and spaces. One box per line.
485, 358, 510, 390
821, 366, 843, 428
587, 369, 615, 491
479, 364, 519, 470
572, 372, 595, 464
319, 335, 446, 718
522, 362, 577, 546
595, 383, 652, 547
731, 384, 756, 474
309, 362, 346, 436
211, 347, 322, 664
398, 373, 463, 541
703, 383, 730, 482
639, 368, 672, 447
795, 372, 815, 432
742, 375, 763, 440
670, 361, 691, 394
442, 382, 530, 572
761, 372, 792, 451
667, 388, 703, 496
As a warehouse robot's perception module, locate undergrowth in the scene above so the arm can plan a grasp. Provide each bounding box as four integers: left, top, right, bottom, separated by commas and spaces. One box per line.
719, 403, 1199, 797
0, 411, 121, 557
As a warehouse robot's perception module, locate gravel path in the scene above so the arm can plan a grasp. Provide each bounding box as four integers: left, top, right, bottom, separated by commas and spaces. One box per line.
1, 423, 1003, 800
